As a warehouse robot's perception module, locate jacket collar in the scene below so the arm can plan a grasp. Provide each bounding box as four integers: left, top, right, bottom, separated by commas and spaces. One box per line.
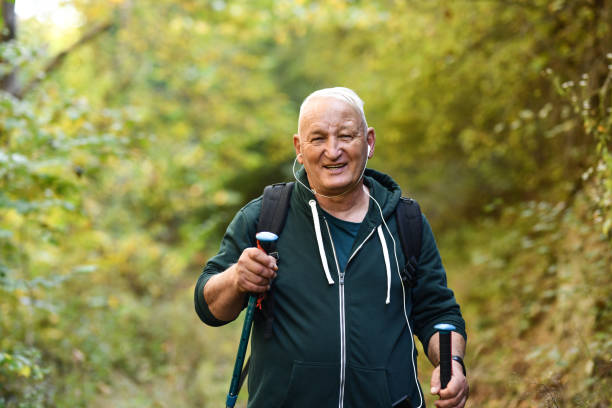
293, 167, 403, 224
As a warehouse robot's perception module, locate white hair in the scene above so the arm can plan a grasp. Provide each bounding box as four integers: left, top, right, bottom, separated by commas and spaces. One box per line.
298, 87, 368, 136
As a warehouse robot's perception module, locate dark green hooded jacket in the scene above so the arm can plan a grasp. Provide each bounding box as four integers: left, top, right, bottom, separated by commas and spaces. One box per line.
195, 169, 466, 408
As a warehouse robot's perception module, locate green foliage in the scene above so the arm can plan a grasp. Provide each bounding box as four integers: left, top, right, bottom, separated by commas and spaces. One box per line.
0, 43, 135, 404
0, 349, 47, 408
439, 192, 612, 406
1, 0, 611, 406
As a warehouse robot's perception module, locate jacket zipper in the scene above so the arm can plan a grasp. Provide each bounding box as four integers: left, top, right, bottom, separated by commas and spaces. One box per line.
323, 218, 376, 408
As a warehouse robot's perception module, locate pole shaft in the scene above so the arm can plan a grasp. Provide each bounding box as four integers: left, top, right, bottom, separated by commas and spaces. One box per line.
226, 295, 256, 407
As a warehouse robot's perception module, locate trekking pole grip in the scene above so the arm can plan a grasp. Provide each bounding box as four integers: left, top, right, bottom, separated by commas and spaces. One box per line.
434, 323, 455, 390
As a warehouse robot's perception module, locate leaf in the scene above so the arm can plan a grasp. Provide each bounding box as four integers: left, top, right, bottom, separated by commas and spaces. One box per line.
18, 365, 31, 378
72, 265, 98, 274
603, 218, 611, 236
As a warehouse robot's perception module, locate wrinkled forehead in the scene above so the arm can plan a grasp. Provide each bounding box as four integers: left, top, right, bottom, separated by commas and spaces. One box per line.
298, 96, 365, 135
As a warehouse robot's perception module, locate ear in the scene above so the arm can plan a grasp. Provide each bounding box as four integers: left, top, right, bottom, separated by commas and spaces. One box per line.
366, 127, 376, 158
293, 134, 303, 164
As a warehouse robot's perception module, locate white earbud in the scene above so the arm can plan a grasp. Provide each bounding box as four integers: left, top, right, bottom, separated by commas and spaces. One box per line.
367, 145, 371, 156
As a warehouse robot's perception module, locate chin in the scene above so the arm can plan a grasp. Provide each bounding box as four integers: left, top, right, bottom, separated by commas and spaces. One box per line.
318, 179, 356, 194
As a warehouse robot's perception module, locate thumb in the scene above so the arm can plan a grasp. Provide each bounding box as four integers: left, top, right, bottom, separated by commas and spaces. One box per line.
430, 366, 441, 395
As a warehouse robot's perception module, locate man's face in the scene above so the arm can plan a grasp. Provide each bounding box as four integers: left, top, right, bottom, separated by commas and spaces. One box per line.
293, 97, 375, 197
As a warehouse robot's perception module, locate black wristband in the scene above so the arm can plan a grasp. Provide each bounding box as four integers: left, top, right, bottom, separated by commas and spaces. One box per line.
452, 355, 466, 376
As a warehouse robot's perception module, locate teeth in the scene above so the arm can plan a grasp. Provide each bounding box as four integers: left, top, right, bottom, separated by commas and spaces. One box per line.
326, 164, 344, 168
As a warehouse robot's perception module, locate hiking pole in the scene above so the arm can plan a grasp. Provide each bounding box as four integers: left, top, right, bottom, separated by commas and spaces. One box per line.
434, 323, 455, 390
226, 231, 278, 408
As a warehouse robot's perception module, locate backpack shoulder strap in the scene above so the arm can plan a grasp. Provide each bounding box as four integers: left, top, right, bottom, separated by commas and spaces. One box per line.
238, 182, 295, 394
255, 182, 293, 338
395, 197, 423, 288
257, 182, 294, 243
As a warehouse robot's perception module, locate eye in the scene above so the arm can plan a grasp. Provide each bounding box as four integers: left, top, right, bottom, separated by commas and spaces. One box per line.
339, 134, 353, 140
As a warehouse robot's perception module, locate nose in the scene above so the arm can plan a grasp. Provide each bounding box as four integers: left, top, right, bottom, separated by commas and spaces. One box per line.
323, 136, 342, 159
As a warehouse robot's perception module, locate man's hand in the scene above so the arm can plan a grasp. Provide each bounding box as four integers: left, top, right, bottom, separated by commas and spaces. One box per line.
430, 360, 468, 408
232, 247, 278, 294
204, 247, 277, 322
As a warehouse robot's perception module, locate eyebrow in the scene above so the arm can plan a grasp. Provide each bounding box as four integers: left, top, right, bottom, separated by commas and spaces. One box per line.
308, 128, 327, 136
305, 122, 360, 136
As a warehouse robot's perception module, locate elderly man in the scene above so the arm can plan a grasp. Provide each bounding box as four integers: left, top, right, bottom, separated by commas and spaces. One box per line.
195, 87, 468, 408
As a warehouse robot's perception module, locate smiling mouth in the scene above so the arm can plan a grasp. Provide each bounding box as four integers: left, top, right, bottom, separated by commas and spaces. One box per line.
324, 164, 346, 169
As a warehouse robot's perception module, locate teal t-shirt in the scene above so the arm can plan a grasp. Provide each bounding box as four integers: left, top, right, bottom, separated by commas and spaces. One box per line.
321, 210, 361, 272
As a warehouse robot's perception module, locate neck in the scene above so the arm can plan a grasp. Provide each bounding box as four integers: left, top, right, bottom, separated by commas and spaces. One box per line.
315, 183, 370, 223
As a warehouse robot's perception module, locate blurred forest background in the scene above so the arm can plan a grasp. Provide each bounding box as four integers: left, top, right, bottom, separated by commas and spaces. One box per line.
1, 0, 611, 407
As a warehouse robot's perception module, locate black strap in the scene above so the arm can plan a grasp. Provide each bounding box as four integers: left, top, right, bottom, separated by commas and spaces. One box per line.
238, 182, 294, 396
256, 182, 293, 338
395, 197, 422, 288
257, 182, 294, 239
238, 356, 250, 392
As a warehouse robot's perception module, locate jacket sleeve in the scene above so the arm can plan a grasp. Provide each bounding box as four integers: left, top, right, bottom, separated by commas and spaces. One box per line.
194, 203, 259, 326
411, 214, 466, 356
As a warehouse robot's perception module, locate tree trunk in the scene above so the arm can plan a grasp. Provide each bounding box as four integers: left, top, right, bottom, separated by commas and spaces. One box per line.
1, 1, 19, 96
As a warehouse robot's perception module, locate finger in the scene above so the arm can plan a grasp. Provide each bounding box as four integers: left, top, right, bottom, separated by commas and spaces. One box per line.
236, 272, 271, 293
238, 271, 270, 293
434, 393, 463, 408
439, 362, 467, 398
239, 251, 277, 279
246, 247, 278, 266
439, 393, 467, 408
438, 379, 460, 399
435, 393, 464, 408
456, 394, 468, 408
430, 366, 441, 395
435, 376, 467, 408
238, 279, 269, 293
242, 258, 277, 280
239, 262, 273, 285
243, 249, 278, 274
233, 264, 273, 294
243, 270, 271, 287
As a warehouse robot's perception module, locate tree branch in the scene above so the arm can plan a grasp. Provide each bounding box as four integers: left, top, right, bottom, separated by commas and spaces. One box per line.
1, 1, 16, 41
1, 0, 19, 96
17, 21, 114, 99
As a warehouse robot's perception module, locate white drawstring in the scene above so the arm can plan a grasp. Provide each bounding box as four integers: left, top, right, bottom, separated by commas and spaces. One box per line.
309, 199, 335, 285
306, 188, 423, 408
377, 226, 392, 304
366, 188, 424, 408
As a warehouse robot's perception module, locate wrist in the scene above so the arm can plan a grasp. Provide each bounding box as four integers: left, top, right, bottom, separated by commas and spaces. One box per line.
452, 355, 466, 376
